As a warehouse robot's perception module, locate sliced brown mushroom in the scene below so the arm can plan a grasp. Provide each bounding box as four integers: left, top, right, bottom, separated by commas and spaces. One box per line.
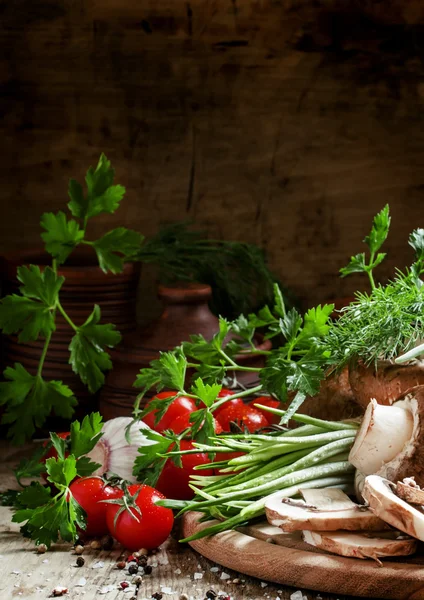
350, 386, 424, 487
396, 478, 424, 505
363, 475, 424, 542
265, 487, 388, 532
302, 530, 417, 563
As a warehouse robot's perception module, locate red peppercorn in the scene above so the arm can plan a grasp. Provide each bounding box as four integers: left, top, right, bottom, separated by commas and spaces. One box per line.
120, 581, 130, 590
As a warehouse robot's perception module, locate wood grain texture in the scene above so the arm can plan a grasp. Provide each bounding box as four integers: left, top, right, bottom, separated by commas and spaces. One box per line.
1, 0, 424, 313
0, 442, 360, 600
183, 511, 424, 600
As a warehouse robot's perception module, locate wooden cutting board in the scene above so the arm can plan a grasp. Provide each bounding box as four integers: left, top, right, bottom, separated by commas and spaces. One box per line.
182, 512, 424, 600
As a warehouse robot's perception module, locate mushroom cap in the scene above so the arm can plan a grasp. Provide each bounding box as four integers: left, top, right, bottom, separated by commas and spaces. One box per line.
363, 475, 424, 542
348, 360, 424, 409
396, 479, 424, 505
377, 386, 424, 487
265, 489, 388, 532
302, 529, 417, 561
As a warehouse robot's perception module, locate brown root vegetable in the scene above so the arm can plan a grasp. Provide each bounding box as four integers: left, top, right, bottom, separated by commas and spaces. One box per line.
265, 488, 388, 533
396, 478, 424, 505
363, 475, 424, 542
348, 399, 414, 476
302, 529, 417, 562
348, 359, 424, 409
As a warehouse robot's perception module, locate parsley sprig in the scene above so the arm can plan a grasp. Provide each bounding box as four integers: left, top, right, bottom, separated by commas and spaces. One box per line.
10, 413, 103, 547
0, 155, 142, 443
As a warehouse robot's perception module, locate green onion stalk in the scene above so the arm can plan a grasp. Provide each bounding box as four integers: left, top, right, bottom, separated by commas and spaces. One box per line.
158, 406, 358, 542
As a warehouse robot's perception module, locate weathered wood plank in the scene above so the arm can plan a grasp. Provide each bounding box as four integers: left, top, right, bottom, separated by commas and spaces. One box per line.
1, 0, 424, 312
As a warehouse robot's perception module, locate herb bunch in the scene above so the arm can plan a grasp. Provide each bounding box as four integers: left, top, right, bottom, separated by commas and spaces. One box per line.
137, 222, 289, 319
328, 205, 424, 366
0, 155, 142, 444
132, 284, 334, 484
9, 413, 103, 547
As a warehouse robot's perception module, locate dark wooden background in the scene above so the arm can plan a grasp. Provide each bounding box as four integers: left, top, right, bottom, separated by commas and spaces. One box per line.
1, 0, 424, 313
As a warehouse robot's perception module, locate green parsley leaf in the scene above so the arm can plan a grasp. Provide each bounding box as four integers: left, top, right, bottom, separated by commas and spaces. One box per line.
92, 227, 143, 274
40, 211, 84, 264
188, 408, 215, 444
68, 154, 125, 221
409, 228, 424, 261
191, 379, 221, 408
231, 314, 255, 346
133, 429, 174, 487
70, 412, 103, 457
50, 433, 67, 460
46, 456, 77, 489
18, 265, 64, 305
364, 204, 390, 254
0, 266, 63, 342
0, 365, 77, 444
139, 391, 178, 426
13, 446, 47, 486
16, 482, 52, 508
273, 283, 287, 318
299, 304, 334, 343
279, 308, 303, 342
339, 253, 367, 277
138, 349, 187, 393
69, 305, 121, 393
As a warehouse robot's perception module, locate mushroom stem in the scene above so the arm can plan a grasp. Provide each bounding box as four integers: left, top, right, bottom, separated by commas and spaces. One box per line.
348, 399, 413, 475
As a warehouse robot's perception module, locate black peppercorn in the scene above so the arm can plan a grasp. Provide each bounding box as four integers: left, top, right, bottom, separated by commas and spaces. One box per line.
76, 556, 85, 567
139, 554, 148, 565
101, 535, 114, 551
144, 564, 153, 575
152, 593, 163, 600
206, 591, 217, 599
128, 563, 139, 575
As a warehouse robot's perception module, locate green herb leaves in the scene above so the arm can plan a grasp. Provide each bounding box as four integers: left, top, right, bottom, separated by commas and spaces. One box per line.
11, 413, 103, 546
41, 212, 84, 264
69, 305, 121, 393
91, 227, 143, 274
68, 154, 125, 222
0, 365, 77, 444
0, 266, 63, 342
340, 205, 390, 289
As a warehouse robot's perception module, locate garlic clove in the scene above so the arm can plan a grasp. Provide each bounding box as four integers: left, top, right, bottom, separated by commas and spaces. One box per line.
87, 417, 157, 483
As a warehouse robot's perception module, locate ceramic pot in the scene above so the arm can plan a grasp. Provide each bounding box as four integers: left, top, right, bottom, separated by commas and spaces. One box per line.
99, 282, 271, 420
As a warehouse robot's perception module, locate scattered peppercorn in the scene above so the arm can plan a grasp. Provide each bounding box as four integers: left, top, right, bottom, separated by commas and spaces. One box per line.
144, 565, 152, 575
101, 535, 114, 551
120, 582, 130, 590
179, 595, 189, 600
74, 537, 85, 547
90, 540, 102, 550
206, 591, 217, 599
117, 561, 126, 570
128, 564, 139, 575
139, 555, 148, 566
138, 547, 148, 555
217, 596, 230, 600
232, 578, 241, 585
152, 593, 163, 600
133, 576, 143, 585
130, 597, 137, 600
74, 545, 84, 556
127, 554, 138, 563
37, 544, 47, 554
76, 556, 85, 567
52, 586, 68, 597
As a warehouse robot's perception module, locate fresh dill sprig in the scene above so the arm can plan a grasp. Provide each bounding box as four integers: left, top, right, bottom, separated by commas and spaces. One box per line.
137, 222, 293, 319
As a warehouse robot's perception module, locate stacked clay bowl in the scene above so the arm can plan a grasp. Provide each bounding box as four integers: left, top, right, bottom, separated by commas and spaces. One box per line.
0, 247, 140, 430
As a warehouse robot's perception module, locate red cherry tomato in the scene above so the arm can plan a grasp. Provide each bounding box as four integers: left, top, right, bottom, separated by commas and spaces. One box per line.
168, 412, 223, 435
41, 432, 70, 482
142, 392, 198, 433
69, 477, 121, 536
216, 404, 269, 433
250, 396, 281, 424
156, 440, 214, 500
106, 484, 174, 551
213, 389, 244, 421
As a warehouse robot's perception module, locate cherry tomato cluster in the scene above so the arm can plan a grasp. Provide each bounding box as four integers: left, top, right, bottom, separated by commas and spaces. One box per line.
69, 477, 174, 551
141, 389, 280, 499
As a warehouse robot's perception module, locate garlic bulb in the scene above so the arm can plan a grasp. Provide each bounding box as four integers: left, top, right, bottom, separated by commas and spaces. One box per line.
86, 417, 157, 483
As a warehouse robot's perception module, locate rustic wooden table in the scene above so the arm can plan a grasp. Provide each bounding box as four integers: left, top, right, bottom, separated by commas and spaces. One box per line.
0, 442, 367, 600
